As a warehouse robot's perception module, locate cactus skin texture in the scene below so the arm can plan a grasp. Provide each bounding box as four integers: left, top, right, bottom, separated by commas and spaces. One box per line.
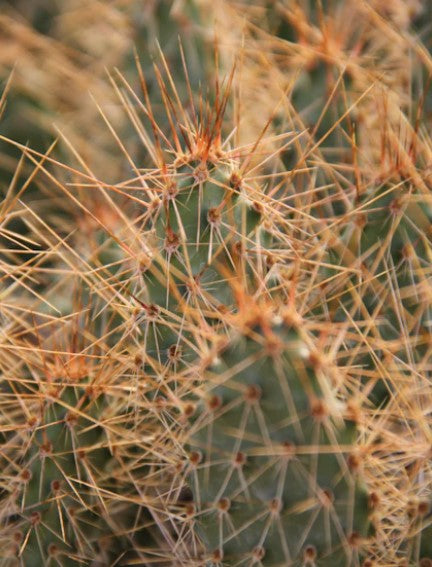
185, 306, 371, 566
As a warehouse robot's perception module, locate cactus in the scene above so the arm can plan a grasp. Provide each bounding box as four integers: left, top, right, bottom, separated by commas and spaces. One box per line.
26, 52, 373, 565
184, 301, 372, 565
111, 61, 273, 364
0, 50, 400, 565
0, 302, 171, 567
1, 3, 432, 566
103, 56, 375, 564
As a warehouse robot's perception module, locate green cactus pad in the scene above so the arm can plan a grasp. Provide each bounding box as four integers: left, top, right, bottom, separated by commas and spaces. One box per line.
186, 312, 372, 565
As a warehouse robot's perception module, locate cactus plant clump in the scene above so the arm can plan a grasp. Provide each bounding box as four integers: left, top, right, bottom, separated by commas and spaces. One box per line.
19, 55, 375, 565
3, 42, 389, 563
1, 2, 432, 564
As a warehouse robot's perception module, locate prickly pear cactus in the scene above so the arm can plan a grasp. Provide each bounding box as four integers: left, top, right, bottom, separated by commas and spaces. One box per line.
133, 158, 267, 369
126, 90, 269, 362
143, 158, 241, 308
340, 182, 432, 329
185, 304, 372, 565
101, 59, 376, 565
0, 316, 160, 567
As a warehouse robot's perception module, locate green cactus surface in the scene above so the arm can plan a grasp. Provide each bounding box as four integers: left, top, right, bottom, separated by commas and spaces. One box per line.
0, 315, 163, 567
185, 307, 372, 565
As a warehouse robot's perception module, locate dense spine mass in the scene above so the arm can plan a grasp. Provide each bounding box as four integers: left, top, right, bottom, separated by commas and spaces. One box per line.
1, 2, 432, 564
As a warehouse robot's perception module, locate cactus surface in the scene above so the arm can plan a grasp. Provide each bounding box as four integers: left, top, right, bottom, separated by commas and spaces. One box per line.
185, 303, 372, 565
